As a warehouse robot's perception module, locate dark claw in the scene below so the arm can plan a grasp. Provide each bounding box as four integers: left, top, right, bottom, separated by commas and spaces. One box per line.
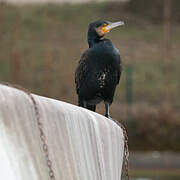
105, 114, 111, 119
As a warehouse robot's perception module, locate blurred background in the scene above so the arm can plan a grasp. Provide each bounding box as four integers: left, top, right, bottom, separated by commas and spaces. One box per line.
0, 0, 180, 179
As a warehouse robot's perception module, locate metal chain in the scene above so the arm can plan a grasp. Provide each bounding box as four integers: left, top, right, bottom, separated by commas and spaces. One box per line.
0, 82, 56, 180
111, 118, 129, 180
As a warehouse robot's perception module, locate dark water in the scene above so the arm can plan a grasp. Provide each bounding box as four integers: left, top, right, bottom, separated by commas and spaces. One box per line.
126, 176, 180, 180
122, 178, 179, 180
129, 152, 180, 180
130, 178, 178, 180
122, 173, 180, 180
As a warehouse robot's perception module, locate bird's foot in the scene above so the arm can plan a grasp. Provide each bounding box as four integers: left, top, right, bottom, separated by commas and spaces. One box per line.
105, 114, 112, 120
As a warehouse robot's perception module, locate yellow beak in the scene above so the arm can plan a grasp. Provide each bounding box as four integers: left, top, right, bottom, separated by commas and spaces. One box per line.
101, 21, 125, 34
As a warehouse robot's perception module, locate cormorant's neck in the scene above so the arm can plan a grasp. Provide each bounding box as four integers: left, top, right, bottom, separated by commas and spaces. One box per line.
87, 29, 102, 48
88, 37, 101, 48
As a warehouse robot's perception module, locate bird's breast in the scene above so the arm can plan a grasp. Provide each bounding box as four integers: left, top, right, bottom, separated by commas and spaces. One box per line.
93, 45, 119, 63
98, 72, 107, 88
97, 67, 116, 89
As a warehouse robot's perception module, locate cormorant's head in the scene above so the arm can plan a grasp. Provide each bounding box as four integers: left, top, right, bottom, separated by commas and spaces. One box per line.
88, 20, 124, 41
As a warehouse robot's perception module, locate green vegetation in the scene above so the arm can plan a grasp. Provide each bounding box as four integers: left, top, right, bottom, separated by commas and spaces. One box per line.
0, 2, 179, 151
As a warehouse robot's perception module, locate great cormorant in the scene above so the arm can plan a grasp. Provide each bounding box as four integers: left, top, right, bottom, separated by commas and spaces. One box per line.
75, 20, 124, 118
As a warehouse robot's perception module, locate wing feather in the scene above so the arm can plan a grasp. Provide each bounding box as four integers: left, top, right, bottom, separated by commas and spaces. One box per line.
75, 50, 91, 94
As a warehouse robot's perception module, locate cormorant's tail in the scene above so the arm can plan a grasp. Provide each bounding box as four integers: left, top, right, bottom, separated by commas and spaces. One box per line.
78, 98, 96, 112
86, 104, 96, 112
78, 99, 84, 107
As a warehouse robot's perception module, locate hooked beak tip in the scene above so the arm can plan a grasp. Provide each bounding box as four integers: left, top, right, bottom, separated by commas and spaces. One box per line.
103, 21, 125, 33
109, 21, 125, 28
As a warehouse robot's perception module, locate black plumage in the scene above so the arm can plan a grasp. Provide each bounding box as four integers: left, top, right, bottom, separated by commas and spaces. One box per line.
75, 20, 123, 118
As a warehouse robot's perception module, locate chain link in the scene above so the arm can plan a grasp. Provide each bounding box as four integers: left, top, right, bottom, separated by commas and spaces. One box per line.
112, 119, 129, 180
0, 82, 56, 180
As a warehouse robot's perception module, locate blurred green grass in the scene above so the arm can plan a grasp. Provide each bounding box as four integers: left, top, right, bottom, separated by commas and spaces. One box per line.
0, 2, 180, 150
